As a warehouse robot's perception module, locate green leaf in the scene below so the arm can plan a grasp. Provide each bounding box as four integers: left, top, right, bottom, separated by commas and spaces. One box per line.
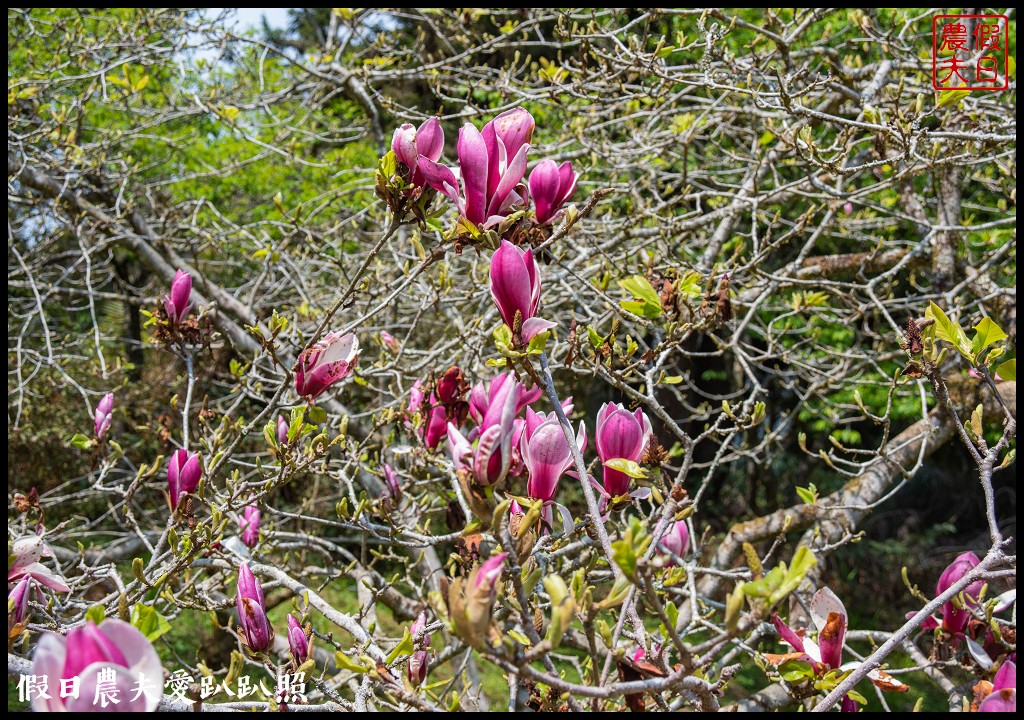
85, 604, 106, 624
604, 458, 648, 479
743, 565, 785, 598
70, 433, 94, 450
385, 628, 414, 665
334, 651, 369, 674
780, 660, 815, 683
587, 325, 605, 348
130, 603, 171, 642
971, 317, 1008, 356
995, 359, 1016, 381
769, 547, 817, 606
795, 484, 818, 505
618, 275, 663, 318
926, 302, 973, 360
306, 405, 327, 425
937, 88, 971, 108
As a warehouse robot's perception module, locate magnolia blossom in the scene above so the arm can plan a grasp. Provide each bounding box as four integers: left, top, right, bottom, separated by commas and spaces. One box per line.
420, 107, 534, 227
772, 587, 906, 709
380, 331, 401, 355
30, 619, 164, 712
392, 117, 444, 187
9, 576, 32, 625
521, 408, 587, 502
528, 159, 578, 224
657, 520, 690, 565
489, 240, 556, 343
277, 415, 289, 444
236, 563, 272, 652
287, 614, 311, 666
94, 393, 114, 440
914, 552, 984, 634
409, 369, 470, 451
980, 659, 1017, 712
407, 611, 431, 687
382, 463, 402, 503
468, 371, 541, 434
595, 402, 652, 497
449, 375, 521, 487
8, 536, 70, 593
294, 332, 359, 401
164, 269, 193, 324
167, 448, 202, 511
240, 505, 261, 548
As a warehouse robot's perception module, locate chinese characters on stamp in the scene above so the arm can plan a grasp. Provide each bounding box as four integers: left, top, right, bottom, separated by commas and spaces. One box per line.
932, 14, 1009, 91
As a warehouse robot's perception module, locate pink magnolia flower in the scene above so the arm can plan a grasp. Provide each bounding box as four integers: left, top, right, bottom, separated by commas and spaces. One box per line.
595, 402, 652, 497
164, 269, 193, 324
392, 118, 444, 188
468, 371, 541, 433
294, 332, 359, 401
980, 659, 1017, 712
240, 505, 261, 548
236, 563, 272, 652
409, 369, 470, 451
529, 159, 578, 225
30, 619, 164, 712
489, 239, 556, 343
419, 107, 534, 227
382, 463, 402, 503
937, 552, 983, 635
407, 611, 432, 687
94, 393, 114, 440
521, 409, 587, 502
657, 520, 690, 565
8, 536, 70, 593
448, 378, 520, 487
276, 414, 290, 444
287, 614, 311, 666
9, 576, 32, 625
167, 448, 202, 511
475, 553, 507, 594
380, 331, 401, 355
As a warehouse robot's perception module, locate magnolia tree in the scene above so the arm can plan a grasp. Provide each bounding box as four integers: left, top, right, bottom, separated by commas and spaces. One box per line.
7, 8, 1017, 713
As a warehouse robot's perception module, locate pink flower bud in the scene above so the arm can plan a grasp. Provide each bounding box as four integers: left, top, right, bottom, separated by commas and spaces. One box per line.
30, 619, 164, 711
9, 576, 32, 625
164, 269, 193, 324
94, 392, 115, 440
595, 402, 652, 497
287, 614, 310, 666
240, 505, 261, 549
382, 463, 402, 502
474, 552, 508, 594
167, 448, 202, 511
843, 202, 854, 216
529, 159, 578, 224
407, 610, 432, 687
936, 551, 983, 635
380, 331, 401, 354
657, 520, 690, 565
236, 563, 272, 652
468, 372, 541, 431
294, 332, 359, 401
489, 240, 556, 343
277, 414, 289, 444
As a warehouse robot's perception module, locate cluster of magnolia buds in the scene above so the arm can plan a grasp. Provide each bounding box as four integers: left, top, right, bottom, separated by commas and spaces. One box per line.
408, 366, 470, 450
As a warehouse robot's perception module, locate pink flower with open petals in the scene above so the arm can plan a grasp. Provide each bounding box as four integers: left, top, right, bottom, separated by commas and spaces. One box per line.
294, 332, 359, 401
419, 108, 534, 227
980, 659, 1017, 712
392, 117, 444, 188
521, 412, 587, 502
30, 619, 164, 712
8, 536, 71, 593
